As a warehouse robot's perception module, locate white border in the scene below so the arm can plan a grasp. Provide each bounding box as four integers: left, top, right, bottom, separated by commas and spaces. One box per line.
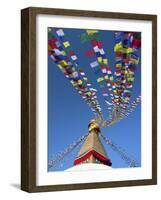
36, 14, 152, 186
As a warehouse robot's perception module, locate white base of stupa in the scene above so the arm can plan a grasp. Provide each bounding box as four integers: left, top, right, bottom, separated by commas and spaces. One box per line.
65, 163, 112, 172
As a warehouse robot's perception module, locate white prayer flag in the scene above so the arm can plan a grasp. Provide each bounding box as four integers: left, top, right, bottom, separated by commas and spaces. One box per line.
56, 29, 64, 36
90, 61, 99, 68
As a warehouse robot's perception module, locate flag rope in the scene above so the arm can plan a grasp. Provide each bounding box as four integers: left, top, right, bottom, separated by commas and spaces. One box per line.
100, 133, 139, 167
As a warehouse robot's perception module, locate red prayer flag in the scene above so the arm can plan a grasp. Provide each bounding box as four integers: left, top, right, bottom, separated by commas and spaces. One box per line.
48, 38, 58, 49
132, 39, 141, 48
69, 50, 75, 56
97, 41, 102, 48
85, 50, 95, 57
126, 84, 133, 88
91, 39, 98, 47
116, 52, 122, 57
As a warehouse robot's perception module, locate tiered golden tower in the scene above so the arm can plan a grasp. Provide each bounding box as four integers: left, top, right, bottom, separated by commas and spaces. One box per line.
74, 119, 112, 166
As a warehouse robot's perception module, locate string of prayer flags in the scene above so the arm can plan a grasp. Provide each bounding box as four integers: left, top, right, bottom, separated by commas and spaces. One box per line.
113, 31, 141, 110
49, 27, 103, 117
114, 32, 136, 108
85, 32, 120, 106
49, 27, 141, 126
119, 96, 141, 118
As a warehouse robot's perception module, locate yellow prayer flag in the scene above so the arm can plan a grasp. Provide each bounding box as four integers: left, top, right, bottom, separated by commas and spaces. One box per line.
77, 80, 83, 85
86, 92, 92, 96
61, 51, 66, 56
123, 48, 133, 54
116, 64, 122, 68
104, 75, 108, 80
63, 41, 70, 48
110, 76, 114, 81
86, 30, 98, 35
114, 42, 123, 52
127, 77, 135, 82
103, 58, 108, 65
131, 58, 139, 64
97, 57, 102, 64
60, 60, 68, 67
97, 77, 104, 83
48, 45, 52, 50
127, 48, 133, 54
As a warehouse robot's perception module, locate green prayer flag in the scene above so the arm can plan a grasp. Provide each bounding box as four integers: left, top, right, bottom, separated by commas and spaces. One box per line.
79, 32, 100, 43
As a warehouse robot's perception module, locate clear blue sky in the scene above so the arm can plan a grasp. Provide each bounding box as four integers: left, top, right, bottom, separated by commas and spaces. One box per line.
48, 28, 141, 172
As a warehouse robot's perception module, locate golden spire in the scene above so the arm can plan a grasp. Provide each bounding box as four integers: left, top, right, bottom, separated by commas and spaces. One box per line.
74, 119, 112, 166
88, 119, 100, 133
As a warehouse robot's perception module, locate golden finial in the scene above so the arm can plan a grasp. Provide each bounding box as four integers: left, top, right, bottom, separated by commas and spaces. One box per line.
88, 119, 100, 133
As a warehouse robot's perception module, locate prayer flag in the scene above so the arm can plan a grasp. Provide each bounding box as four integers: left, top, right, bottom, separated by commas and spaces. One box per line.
100, 66, 107, 73
56, 29, 64, 36
71, 55, 77, 61
104, 75, 108, 80
115, 70, 121, 76
63, 41, 70, 48
90, 88, 97, 92
97, 57, 103, 64
90, 61, 99, 68
85, 50, 94, 57
86, 30, 98, 35
103, 58, 108, 65
72, 71, 79, 78
97, 41, 102, 48
77, 80, 83, 85
110, 76, 114, 81
80, 71, 85, 76
97, 77, 104, 83
105, 101, 112, 106
99, 49, 105, 55
93, 46, 100, 53
59, 60, 68, 67
126, 84, 133, 88
107, 68, 112, 75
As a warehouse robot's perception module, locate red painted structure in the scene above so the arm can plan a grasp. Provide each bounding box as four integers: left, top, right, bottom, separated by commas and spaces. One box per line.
74, 149, 112, 166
